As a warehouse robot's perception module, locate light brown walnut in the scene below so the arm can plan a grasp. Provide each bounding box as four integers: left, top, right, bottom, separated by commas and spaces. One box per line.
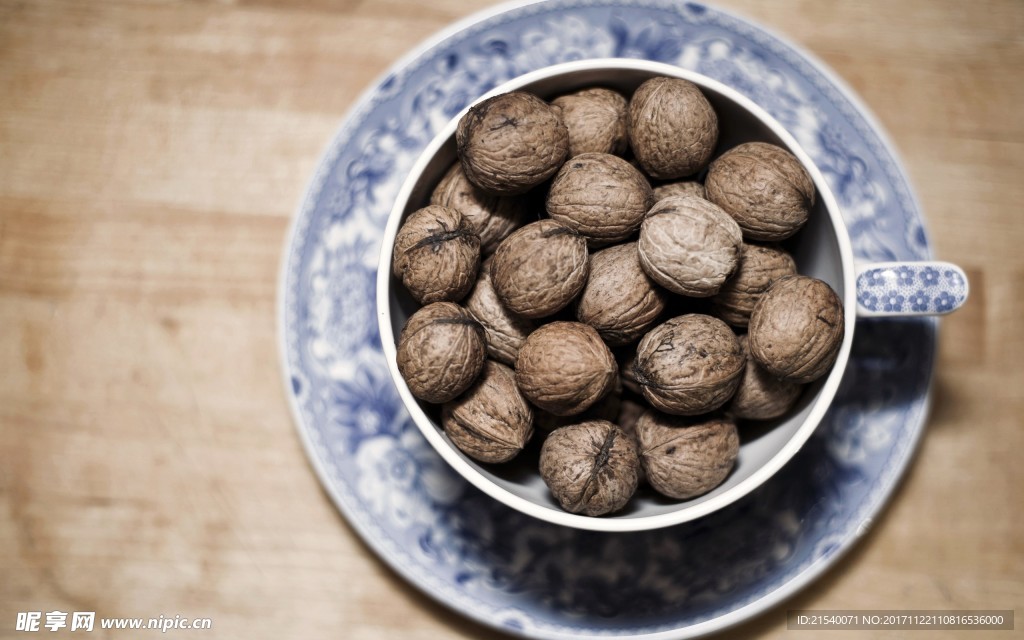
636, 411, 739, 500
456, 91, 569, 195
546, 153, 653, 245
396, 302, 486, 404
392, 205, 480, 304
638, 194, 742, 297
551, 88, 628, 157
705, 142, 815, 241
633, 314, 745, 415
748, 275, 845, 384
539, 420, 639, 516
515, 321, 617, 416
442, 360, 534, 463
490, 219, 589, 319
575, 242, 667, 346
628, 77, 718, 180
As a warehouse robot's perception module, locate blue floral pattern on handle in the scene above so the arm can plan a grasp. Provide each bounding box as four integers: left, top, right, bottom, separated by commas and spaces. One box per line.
856, 262, 968, 316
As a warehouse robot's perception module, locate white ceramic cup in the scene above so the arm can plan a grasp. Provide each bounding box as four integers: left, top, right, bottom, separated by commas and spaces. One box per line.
376, 59, 967, 533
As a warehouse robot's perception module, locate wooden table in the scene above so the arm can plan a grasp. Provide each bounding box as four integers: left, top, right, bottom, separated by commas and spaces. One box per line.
2, 1, 1021, 638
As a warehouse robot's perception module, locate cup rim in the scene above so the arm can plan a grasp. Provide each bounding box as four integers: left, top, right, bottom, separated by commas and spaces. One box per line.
376, 58, 857, 533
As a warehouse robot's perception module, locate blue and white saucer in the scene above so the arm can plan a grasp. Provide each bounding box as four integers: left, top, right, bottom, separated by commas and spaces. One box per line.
278, 1, 935, 637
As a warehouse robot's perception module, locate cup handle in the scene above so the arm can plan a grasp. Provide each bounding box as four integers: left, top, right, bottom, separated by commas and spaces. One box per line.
854, 261, 969, 318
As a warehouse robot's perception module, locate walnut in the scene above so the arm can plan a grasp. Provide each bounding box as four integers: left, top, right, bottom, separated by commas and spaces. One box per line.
638, 194, 743, 297
712, 243, 797, 327
539, 420, 639, 516
463, 255, 535, 366
653, 179, 706, 202
628, 77, 718, 180
515, 321, 617, 416
396, 302, 486, 403
545, 153, 653, 245
490, 219, 589, 318
729, 335, 803, 420
705, 142, 815, 241
575, 242, 667, 346
748, 275, 844, 383
551, 88, 629, 158
636, 411, 739, 500
633, 314, 745, 415
456, 91, 569, 195
442, 360, 534, 463
430, 162, 532, 254
392, 205, 480, 304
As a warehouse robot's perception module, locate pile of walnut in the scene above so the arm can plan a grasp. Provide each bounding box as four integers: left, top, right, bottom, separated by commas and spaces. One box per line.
393, 78, 844, 517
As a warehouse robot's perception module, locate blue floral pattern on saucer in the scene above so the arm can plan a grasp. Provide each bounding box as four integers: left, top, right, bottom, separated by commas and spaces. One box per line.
857, 263, 967, 315
280, 1, 936, 637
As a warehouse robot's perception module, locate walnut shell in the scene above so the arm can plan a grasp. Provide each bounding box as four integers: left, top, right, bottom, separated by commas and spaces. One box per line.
442, 360, 534, 463
636, 411, 739, 500
430, 162, 532, 254
539, 420, 639, 516
551, 87, 629, 157
396, 302, 486, 403
515, 321, 617, 416
628, 77, 718, 180
729, 335, 803, 420
463, 256, 536, 366
490, 219, 589, 319
653, 180, 706, 201
392, 205, 480, 304
748, 275, 845, 384
705, 142, 815, 241
575, 242, 667, 346
456, 91, 569, 196
712, 243, 797, 327
633, 314, 745, 415
638, 194, 743, 297
546, 153, 653, 245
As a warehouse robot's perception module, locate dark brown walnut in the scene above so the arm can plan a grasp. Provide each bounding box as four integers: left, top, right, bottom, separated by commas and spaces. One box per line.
396, 302, 486, 404
551, 88, 628, 157
633, 314, 745, 415
638, 194, 743, 297
712, 243, 797, 327
729, 335, 803, 420
539, 420, 639, 516
536, 382, 621, 434
456, 91, 569, 196
636, 411, 739, 500
463, 256, 535, 367
546, 153, 653, 245
442, 360, 534, 463
705, 142, 815, 241
490, 219, 589, 319
392, 205, 480, 304
748, 275, 844, 384
653, 180, 706, 202
628, 77, 718, 180
430, 163, 532, 254
576, 242, 667, 346
515, 321, 617, 416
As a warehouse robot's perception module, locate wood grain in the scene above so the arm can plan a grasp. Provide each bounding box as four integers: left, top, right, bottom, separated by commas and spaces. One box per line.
1, 1, 1021, 638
